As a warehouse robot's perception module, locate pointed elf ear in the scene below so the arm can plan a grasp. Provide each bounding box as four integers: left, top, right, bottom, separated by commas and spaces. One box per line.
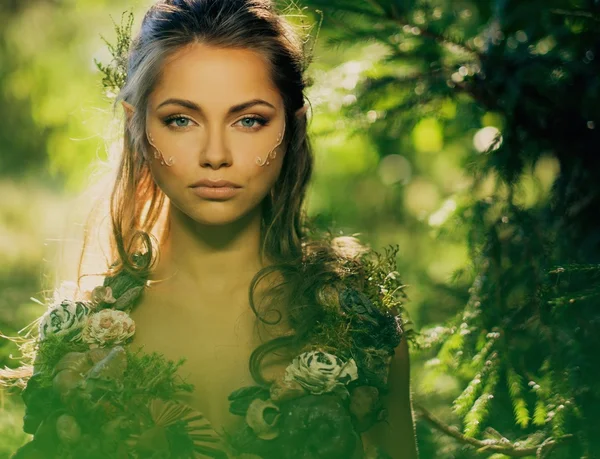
295, 104, 309, 118
121, 100, 136, 123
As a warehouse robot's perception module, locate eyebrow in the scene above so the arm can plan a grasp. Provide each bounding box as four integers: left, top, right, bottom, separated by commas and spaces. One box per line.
156, 98, 276, 114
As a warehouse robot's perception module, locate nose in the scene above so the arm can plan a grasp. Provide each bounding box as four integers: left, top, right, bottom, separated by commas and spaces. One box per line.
199, 125, 233, 169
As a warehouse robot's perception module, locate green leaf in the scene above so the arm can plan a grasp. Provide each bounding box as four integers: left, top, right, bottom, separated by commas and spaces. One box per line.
227, 385, 268, 401
227, 386, 270, 416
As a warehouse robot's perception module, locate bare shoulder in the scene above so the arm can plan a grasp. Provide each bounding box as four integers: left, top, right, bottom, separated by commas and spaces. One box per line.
361, 336, 419, 459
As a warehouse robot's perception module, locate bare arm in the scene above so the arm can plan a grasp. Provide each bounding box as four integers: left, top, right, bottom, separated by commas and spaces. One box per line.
361, 337, 419, 459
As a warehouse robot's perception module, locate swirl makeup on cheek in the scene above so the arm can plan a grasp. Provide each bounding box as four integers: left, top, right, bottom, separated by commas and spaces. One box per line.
256, 116, 286, 167
146, 129, 175, 166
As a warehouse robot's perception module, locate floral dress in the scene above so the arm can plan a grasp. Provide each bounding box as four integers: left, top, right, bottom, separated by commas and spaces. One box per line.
12, 246, 411, 459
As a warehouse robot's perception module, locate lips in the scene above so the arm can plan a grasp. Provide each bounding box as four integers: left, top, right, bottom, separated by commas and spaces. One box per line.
189, 179, 242, 188
190, 185, 241, 200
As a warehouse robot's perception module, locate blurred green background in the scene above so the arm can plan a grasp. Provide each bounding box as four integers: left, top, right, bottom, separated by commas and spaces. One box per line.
2, 0, 598, 458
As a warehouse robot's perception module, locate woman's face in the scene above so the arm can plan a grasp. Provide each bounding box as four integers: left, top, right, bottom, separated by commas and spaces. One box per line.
142, 43, 287, 226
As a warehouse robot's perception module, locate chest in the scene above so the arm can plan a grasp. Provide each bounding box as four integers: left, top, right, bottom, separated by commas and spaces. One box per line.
127, 287, 292, 434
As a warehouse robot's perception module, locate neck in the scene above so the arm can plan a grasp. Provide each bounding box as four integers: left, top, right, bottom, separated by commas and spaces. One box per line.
149, 202, 268, 295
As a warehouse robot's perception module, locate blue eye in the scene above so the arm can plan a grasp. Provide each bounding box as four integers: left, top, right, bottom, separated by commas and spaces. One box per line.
162, 115, 269, 131
238, 116, 269, 130
169, 116, 190, 128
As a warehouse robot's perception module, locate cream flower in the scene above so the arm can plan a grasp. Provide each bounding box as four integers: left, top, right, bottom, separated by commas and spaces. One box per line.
284, 350, 358, 395
81, 309, 135, 348
39, 300, 91, 341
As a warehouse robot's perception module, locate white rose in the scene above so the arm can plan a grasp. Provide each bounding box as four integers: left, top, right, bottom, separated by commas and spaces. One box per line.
39, 300, 91, 341
81, 309, 135, 348
284, 350, 358, 395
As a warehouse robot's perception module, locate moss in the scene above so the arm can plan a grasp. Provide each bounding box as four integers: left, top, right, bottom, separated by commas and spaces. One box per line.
119, 348, 194, 403
34, 334, 89, 387
308, 309, 356, 359
360, 244, 409, 313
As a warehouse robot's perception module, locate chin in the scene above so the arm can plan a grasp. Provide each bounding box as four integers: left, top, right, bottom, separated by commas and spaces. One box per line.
192, 214, 245, 226
176, 200, 262, 227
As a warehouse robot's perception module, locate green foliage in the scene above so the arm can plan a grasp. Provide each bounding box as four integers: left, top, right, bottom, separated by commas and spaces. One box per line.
35, 334, 88, 374
310, 308, 357, 357
32, 335, 194, 403
120, 348, 194, 402
0, 395, 28, 458
361, 244, 409, 313
506, 367, 529, 429
14, 340, 202, 457
301, 0, 600, 456
533, 399, 547, 427
463, 362, 498, 438
0, 1, 145, 187
93, 11, 134, 100
308, 244, 416, 366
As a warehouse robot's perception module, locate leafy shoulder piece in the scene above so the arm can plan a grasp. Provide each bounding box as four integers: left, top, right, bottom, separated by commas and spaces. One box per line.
13, 266, 234, 459
224, 241, 415, 457
309, 241, 415, 387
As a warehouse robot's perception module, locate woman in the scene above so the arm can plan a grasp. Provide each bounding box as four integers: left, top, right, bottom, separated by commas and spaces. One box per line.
10, 0, 418, 457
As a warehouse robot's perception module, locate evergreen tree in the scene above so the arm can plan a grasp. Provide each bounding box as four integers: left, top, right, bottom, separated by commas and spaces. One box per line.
298, 0, 600, 457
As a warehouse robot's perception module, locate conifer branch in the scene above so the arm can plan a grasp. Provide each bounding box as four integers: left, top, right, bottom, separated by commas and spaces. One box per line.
414, 402, 574, 457
549, 9, 600, 22
312, 0, 480, 57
